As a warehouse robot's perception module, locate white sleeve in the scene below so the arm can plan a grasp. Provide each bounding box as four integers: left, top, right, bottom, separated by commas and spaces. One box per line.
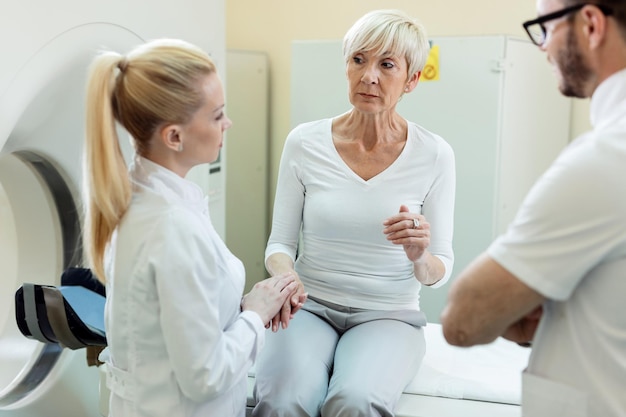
265, 127, 305, 263
488, 140, 626, 300
422, 138, 456, 288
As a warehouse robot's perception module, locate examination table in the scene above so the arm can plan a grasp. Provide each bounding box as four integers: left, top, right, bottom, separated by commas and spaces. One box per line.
244, 322, 530, 417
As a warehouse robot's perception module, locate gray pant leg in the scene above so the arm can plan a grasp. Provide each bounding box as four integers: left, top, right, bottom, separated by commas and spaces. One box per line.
321, 320, 425, 417
252, 309, 339, 417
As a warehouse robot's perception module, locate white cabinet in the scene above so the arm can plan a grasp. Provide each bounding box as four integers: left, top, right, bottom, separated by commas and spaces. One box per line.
290, 36, 571, 321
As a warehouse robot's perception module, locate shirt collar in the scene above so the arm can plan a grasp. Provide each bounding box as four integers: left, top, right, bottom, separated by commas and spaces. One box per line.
590, 68, 626, 131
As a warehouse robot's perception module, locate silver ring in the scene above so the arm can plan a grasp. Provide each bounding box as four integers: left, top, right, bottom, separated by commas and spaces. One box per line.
413, 218, 420, 229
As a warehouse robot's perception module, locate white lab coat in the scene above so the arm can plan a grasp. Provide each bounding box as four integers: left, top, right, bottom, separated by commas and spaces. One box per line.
103, 156, 264, 417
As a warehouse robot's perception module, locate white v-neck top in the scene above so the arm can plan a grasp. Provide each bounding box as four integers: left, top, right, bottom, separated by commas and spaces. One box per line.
266, 118, 456, 311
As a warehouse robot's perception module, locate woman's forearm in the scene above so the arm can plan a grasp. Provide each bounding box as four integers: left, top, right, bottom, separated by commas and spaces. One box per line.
413, 251, 445, 286
265, 252, 296, 276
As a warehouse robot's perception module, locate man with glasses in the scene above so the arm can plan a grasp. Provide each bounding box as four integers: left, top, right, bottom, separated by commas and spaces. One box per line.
441, 1, 626, 416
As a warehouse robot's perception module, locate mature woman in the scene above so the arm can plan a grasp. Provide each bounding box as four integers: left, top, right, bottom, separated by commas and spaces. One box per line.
83, 38, 298, 417
252, 9, 456, 417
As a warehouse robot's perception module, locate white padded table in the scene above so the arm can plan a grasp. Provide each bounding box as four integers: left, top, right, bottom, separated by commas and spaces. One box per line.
246, 323, 530, 417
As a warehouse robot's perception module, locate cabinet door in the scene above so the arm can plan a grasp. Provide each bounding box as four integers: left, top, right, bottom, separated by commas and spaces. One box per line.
226, 50, 270, 290
398, 36, 506, 321
497, 38, 571, 236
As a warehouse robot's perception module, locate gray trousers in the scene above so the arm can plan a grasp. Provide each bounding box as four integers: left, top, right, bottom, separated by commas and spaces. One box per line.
252, 297, 426, 417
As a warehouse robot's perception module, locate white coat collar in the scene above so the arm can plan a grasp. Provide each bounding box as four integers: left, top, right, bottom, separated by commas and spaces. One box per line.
129, 155, 207, 210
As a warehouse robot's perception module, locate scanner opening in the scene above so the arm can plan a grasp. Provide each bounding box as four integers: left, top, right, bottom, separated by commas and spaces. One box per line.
0, 151, 81, 407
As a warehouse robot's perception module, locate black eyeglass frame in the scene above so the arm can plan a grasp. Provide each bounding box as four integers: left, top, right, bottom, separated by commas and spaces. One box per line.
522, 3, 613, 46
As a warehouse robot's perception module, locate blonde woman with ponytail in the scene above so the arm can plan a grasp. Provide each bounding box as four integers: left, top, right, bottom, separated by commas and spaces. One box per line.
83, 39, 302, 417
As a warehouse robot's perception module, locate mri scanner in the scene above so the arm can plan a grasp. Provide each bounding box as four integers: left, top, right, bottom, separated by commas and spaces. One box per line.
0, 1, 224, 416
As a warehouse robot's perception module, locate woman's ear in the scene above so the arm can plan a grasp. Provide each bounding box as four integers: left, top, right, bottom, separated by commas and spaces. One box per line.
405, 71, 421, 93
159, 124, 184, 152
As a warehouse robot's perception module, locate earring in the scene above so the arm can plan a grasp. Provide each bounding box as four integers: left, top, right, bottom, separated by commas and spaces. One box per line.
404, 86, 409, 92
177, 143, 184, 152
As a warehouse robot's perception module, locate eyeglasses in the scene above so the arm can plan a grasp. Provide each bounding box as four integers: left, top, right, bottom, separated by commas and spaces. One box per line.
522, 3, 613, 46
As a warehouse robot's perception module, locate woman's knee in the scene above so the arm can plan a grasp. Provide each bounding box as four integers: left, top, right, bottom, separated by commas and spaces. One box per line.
253, 396, 319, 417
253, 366, 330, 417
321, 387, 393, 417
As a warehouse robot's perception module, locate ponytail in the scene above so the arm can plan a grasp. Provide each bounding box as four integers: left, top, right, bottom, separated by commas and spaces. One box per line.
83, 52, 131, 282
83, 39, 217, 282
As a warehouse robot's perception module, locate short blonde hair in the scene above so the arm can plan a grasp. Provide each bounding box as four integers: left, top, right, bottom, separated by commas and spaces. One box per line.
343, 9, 430, 79
83, 39, 216, 282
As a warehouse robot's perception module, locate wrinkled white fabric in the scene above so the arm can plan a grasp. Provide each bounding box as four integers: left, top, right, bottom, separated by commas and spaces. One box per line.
104, 156, 264, 417
489, 69, 626, 417
266, 118, 456, 310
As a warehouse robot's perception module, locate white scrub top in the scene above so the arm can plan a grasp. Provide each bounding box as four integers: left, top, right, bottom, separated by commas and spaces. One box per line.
489, 69, 626, 417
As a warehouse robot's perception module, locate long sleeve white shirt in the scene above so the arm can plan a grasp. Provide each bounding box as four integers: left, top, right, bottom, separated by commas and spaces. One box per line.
104, 156, 264, 417
266, 118, 456, 311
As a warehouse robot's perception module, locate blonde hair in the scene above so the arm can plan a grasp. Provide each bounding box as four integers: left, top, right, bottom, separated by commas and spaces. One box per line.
83, 39, 216, 282
343, 9, 430, 80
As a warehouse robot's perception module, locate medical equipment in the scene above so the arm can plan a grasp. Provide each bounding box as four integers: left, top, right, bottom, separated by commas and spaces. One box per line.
15, 268, 106, 350
0, 2, 225, 416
